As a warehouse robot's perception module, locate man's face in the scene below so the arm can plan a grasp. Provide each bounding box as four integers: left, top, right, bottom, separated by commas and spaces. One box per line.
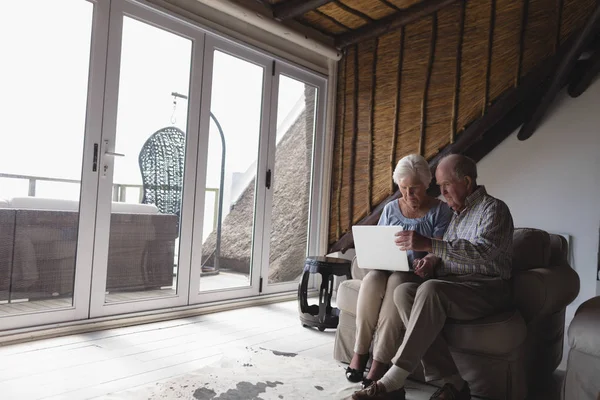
435, 163, 470, 212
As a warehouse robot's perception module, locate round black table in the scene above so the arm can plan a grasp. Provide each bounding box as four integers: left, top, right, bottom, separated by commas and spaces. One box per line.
298, 256, 352, 331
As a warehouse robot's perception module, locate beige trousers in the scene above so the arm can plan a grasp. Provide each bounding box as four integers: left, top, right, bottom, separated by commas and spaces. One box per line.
354, 270, 422, 363
391, 274, 511, 381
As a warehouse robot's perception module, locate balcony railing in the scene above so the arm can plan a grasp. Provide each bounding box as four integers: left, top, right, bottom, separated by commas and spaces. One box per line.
0, 172, 220, 230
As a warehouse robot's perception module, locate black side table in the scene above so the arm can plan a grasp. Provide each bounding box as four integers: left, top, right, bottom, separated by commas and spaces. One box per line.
298, 256, 352, 331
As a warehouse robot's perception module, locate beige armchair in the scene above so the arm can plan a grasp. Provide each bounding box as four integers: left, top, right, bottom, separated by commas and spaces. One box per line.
333, 228, 580, 400
562, 296, 600, 400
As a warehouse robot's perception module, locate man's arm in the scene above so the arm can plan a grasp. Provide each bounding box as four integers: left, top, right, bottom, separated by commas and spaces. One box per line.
430, 201, 513, 264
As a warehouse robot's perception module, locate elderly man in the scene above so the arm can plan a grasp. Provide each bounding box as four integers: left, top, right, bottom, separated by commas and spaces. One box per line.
349, 154, 514, 400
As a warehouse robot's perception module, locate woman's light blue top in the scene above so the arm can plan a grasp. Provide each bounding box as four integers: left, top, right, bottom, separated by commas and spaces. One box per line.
378, 199, 453, 267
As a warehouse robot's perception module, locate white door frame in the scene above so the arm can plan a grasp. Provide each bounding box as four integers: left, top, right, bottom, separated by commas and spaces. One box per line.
0, 0, 109, 331
2, 0, 331, 331
258, 61, 328, 295
89, 0, 205, 317
188, 35, 275, 304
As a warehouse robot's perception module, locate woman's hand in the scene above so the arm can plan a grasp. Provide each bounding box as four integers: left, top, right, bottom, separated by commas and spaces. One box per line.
412, 256, 436, 279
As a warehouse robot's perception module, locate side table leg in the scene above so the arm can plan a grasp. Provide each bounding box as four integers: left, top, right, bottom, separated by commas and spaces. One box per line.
326, 273, 334, 313
298, 270, 310, 314
318, 271, 330, 325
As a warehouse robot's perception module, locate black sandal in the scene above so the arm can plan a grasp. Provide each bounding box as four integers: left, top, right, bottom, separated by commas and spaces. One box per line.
345, 366, 364, 383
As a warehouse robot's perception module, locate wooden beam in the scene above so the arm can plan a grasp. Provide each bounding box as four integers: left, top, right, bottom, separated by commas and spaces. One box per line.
568, 48, 600, 97
420, 13, 438, 156
335, 0, 458, 49
328, 34, 575, 253
348, 45, 359, 232
252, 0, 273, 9
335, 53, 348, 239
516, 0, 529, 86
313, 9, 352, 31
335, 1, 374, 23
368, 38, 378, 213
518, 4, 600, 140
379, 0, 402, 12
390, 27, 405, 193
483, 0, 496, 114
555, 0, 564, 52
273, 0, 334, 20
429, 84, 547, 197
465, 87, 544, 163
450, 1, 466, 143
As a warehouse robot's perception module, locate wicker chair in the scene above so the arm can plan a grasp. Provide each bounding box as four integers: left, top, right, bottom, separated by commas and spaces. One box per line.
138, 126, 185, 226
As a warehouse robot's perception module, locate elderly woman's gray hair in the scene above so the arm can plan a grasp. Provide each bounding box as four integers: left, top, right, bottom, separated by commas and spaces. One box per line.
393, 154, 432, 187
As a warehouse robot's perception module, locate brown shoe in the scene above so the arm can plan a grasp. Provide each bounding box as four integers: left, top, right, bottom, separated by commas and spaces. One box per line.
350, 381, 406, 400
430, 382, 471, 400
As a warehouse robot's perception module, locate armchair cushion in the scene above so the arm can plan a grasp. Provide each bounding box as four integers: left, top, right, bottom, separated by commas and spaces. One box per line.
445, 310, 527, 355
10, 197, 79, 211
111, 202, 158, 214
512, 228, 551, 271
9, 197, 159, 214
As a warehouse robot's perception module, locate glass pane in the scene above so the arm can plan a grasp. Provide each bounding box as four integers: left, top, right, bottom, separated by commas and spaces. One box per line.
0, 0, 93, 313
104, 17, 192, 303
267, 76, 316, 285
199, 50, 264, 292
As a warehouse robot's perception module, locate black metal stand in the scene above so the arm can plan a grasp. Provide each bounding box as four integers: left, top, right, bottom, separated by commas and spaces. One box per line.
298, 256, 351, 331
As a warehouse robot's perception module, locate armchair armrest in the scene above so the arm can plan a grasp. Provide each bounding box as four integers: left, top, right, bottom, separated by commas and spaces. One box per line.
351, 255, 368, 280
512, 263, 580, 323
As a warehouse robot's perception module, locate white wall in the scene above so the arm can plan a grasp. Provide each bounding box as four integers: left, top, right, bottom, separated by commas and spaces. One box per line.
477, 81, 600, 321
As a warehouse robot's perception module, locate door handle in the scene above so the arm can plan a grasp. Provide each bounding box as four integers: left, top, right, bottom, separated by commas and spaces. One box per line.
103, 140, 125, 157
101, 140, 124, 177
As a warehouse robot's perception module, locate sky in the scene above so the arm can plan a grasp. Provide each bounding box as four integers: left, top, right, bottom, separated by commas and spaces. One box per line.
0, 0, 306, 239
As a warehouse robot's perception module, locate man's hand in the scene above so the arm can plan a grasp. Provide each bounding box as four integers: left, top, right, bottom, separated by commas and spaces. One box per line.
413, 256, 436, 279
395, 230, 433, 252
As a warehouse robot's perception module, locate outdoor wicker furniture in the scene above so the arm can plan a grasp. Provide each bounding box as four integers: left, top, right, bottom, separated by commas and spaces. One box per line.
0, 198, 178, 301
139, 126, 185, 221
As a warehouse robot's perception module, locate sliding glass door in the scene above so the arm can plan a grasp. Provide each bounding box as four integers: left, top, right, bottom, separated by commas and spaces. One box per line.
189, 38, 328, 303
0, 0, 328, 329
189, 37, 273, 303
89, 0, 204, 317
0, 0, 108, 330
259, 64, 327, 294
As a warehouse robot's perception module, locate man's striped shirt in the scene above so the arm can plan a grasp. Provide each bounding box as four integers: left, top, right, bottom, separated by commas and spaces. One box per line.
431, 186, 514, 279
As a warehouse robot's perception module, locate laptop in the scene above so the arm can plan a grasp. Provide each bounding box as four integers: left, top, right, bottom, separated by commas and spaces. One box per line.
352, 225, 410, 271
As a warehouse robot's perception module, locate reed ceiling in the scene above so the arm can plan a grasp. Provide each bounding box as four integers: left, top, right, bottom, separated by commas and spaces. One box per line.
230, 0, 600, 250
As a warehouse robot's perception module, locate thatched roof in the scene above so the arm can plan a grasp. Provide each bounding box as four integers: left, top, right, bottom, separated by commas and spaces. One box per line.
230, 0, 600, 252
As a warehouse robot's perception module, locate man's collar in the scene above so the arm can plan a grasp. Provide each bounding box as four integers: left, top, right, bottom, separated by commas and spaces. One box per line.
464, 185, 487, 209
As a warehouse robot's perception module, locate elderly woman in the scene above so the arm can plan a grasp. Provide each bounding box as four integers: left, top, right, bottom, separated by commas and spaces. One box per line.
345, 154, 453, 386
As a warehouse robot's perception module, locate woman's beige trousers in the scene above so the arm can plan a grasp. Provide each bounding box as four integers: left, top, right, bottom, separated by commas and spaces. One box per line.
353, 270, 421, 363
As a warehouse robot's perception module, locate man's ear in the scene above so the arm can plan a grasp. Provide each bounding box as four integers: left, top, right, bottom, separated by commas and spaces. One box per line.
464, 176, 473, 191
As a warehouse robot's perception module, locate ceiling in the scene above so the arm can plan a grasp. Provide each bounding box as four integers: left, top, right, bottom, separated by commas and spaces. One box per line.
234, 0, 451, 48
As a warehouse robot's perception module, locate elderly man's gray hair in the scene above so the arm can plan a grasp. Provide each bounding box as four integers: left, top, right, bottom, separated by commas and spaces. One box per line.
445, 154, 478, 184
393, 154, 432, 187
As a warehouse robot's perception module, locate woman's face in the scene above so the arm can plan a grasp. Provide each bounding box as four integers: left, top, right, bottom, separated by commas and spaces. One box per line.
399, 175, 427, 208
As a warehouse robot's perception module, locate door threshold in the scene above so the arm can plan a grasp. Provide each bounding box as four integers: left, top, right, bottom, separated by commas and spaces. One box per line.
0, 290, 315, 347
